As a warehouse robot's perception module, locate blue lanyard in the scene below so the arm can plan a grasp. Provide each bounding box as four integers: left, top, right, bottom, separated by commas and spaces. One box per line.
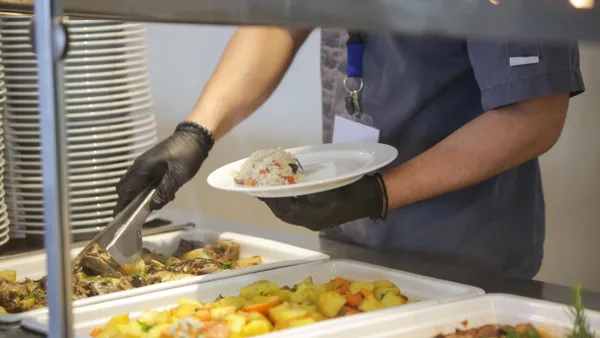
346, 31, 364, 78
344, 31, 365, 116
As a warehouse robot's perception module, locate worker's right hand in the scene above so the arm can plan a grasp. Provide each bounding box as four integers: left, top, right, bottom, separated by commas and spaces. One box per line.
114, 121, 214, 215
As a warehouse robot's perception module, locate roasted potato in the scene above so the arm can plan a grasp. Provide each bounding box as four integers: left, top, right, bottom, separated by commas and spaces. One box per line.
0, 270, 16, 283
180, 248, 211, 260
317, 291, 347, 318
233, 256, 263, 269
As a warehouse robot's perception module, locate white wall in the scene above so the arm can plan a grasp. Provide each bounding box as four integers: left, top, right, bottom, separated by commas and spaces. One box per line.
535, 43, 600, 291
145, 24, 600, 290
145, 24, 321, 234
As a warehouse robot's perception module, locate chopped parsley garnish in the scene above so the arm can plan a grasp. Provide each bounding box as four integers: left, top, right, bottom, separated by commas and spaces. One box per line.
137, 321, 152, 332
569, 284, 595, 338
32, 289, 44, 299
222, 262, 233, 269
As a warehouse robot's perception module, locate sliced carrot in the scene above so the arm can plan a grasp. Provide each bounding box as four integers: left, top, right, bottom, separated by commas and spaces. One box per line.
259, 170, 266, 174
202, 320, 219, 329
338, 306, 360, 317
286, 176, 295, 184
359, 288, 373, 298
274, 162, 281, 167
244, 299, 282, 315
345, 293, 364, 308
194, 310, 211, 321
89, 328, 103, 337
333, 277, 351, 294
243, 179, 256, 186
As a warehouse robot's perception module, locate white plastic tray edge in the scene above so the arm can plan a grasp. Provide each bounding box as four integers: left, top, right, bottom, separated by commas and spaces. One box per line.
329, 259, 485, 302
21, 259, 484, 337
0, 229, 329, 324
259, 293, 600, 338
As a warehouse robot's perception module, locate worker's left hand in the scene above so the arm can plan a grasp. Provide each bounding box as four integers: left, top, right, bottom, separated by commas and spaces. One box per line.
260, 174, 388, 231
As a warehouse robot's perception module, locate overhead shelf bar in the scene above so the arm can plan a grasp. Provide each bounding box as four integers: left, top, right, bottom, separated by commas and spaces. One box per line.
1, 0, 600, 41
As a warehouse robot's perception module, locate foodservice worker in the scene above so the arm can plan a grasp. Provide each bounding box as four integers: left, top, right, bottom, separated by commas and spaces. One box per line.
115, 27, 584, 279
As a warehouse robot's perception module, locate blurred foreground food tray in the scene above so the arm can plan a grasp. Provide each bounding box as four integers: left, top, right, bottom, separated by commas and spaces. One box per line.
0, 228, 329, 324
260, 293, 600, 338
21, 259, 484, 337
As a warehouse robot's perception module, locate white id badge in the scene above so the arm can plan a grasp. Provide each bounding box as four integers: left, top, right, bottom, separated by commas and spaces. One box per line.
332, 115, 380, 143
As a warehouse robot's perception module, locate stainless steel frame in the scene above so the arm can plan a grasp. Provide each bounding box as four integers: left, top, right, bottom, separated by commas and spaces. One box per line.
5, 0, 600, 41
32, 0, 73, 337
21, 0, 600, 335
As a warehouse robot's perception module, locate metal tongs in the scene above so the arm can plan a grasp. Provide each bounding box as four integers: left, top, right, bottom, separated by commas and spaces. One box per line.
74, 183, 158, 266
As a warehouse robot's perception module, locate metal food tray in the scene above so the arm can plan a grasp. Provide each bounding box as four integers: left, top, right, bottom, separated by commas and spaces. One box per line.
0, 228, 329, 324
21, 259, 484, 337
257, 293, 600, 338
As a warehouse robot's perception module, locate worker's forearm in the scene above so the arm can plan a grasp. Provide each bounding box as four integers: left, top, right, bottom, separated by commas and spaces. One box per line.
186, 26, 311, 140
383, 94, 569, 210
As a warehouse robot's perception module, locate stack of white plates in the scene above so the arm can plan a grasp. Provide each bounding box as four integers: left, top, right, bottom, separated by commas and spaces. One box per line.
0, 16, 158, 239
0, 46, 9, 247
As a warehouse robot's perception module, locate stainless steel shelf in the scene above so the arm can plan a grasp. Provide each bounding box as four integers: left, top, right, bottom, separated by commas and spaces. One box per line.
1, 0, 599, 41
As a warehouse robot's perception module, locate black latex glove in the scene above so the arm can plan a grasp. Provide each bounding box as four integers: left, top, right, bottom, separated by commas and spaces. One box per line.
114, 121, 214, 214
261, 174, 388, 231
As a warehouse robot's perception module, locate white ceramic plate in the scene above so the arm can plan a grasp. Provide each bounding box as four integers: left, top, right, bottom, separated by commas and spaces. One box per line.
5, 73, 148, 90
1, 36, 145, 51
4, 113, 155, 137
0, 234, 9, 247
207, 142, 398, 198
4, 101, 152, 119
10, 215, 159, 234
0, 23, 142, 36
12, 209, 113, 222
5, 127, 156, 150
7, 92, 151, 110
2, 51, 145, 66
9, 201, 116, 213
6, 193, 118, 206
4, 58, 147, 75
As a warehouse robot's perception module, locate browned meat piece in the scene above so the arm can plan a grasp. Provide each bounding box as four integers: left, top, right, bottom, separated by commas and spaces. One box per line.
167, 258, 226, 275
86, 277, 133, 296
140, 248, 169, 265
0, 278, 34, 313
76, 243, 125, 278
204, 240, 240, 262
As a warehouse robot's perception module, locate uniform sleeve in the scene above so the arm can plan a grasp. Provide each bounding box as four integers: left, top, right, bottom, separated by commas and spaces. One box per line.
466, 40, 585, 112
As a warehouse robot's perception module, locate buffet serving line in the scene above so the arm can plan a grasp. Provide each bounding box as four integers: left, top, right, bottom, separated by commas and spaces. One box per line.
0, 0, 599, 336
0, 210, 598, 337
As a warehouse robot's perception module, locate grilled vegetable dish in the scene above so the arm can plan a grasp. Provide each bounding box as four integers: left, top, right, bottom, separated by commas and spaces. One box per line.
0, 239, 262, 314
434, 285, 595, 338
90, 276, 412, 338
433, 324, 555, 338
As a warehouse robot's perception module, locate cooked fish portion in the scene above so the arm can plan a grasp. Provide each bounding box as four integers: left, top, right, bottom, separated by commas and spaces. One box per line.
0, 239, 263, 314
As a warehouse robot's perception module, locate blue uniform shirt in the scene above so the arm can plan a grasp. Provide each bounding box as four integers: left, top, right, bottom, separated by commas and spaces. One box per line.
320, 31, 585, 279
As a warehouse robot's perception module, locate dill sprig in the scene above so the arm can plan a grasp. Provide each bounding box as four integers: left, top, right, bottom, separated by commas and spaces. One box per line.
568, 284, 595, 338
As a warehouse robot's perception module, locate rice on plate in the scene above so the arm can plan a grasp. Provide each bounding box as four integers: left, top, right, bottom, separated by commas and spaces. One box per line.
233, 148, 303, 187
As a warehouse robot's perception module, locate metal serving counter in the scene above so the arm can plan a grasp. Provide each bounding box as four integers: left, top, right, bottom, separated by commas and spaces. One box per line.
0, 210, 599, 337
0, 0, 599, 41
